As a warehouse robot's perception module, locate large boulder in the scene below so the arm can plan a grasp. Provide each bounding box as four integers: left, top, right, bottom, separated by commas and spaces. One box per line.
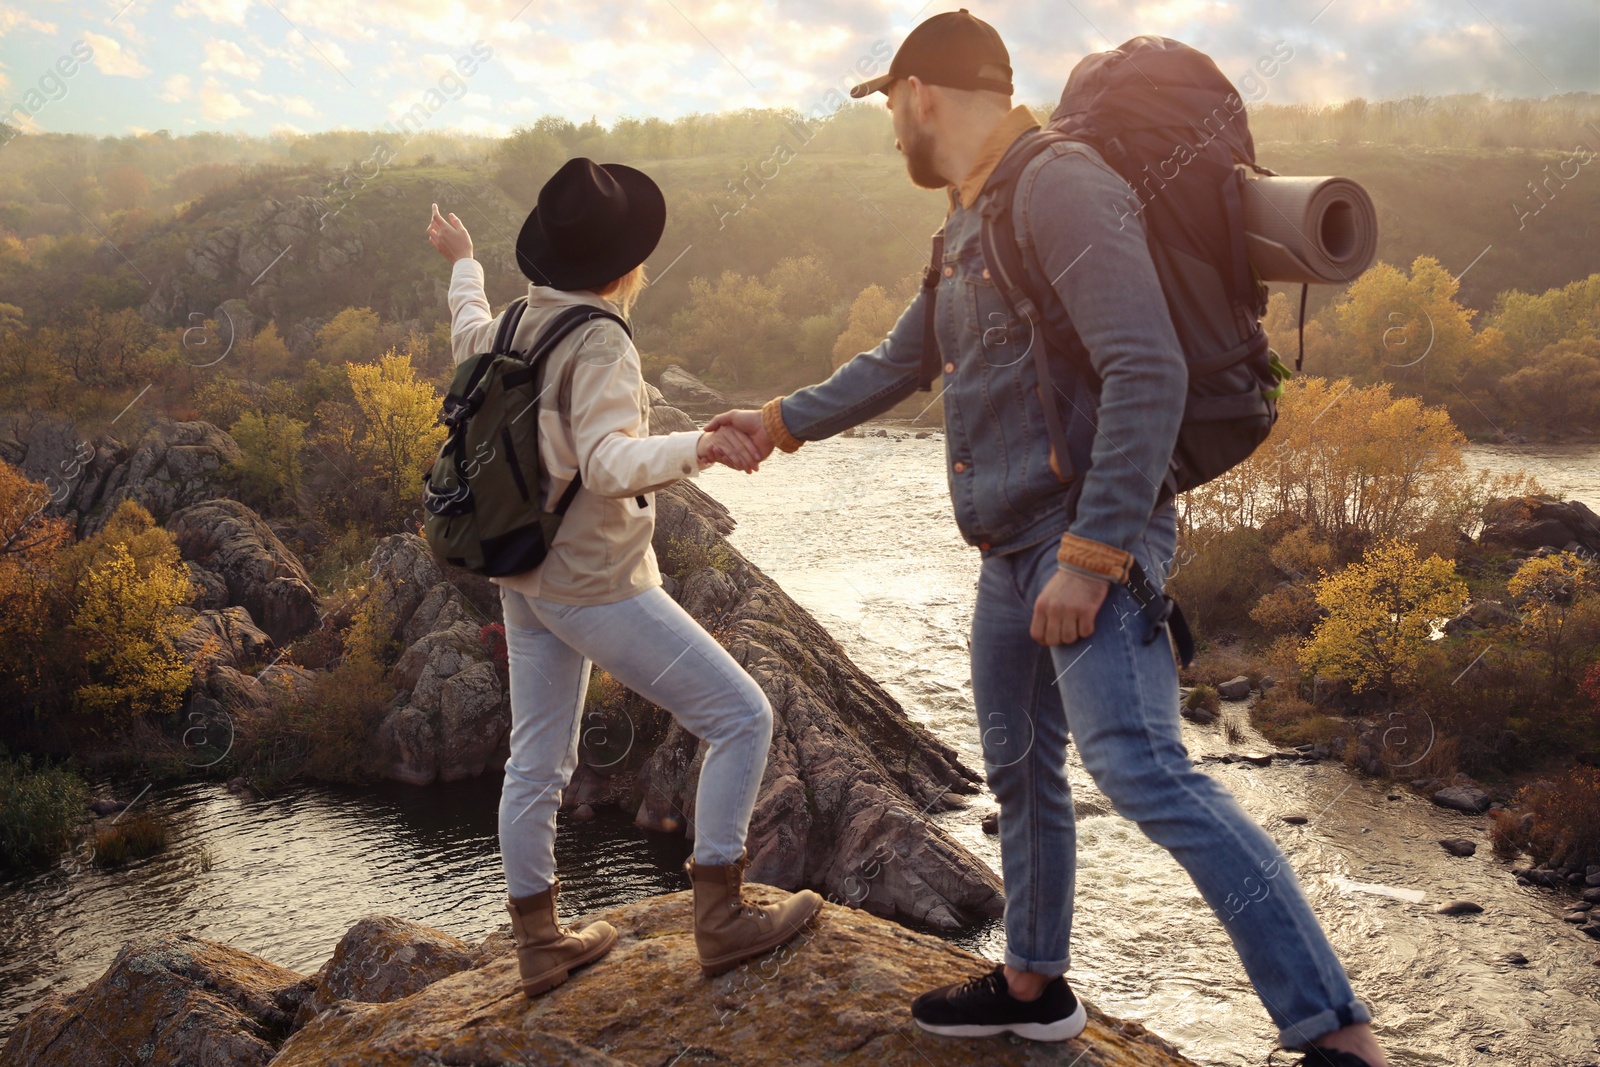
366, 535, 507, 786
1478, 495, 1600, 555
5, 892, 1200, 1066
657, 364, 728, 409
173, 605, 275, 671
82, 418, 243, 535
292, 915, 480, 1029
1433, 784, 1492, 814
167, 498, 319, 645
1, 931, 310, 1067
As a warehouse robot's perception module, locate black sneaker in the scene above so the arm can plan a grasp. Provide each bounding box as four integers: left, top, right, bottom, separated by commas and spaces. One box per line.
911, 965, 1087, 1042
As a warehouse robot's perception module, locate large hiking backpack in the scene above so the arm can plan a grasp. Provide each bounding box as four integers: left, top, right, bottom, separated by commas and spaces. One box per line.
421, 299, 629, 576
918, 36, 1292, 665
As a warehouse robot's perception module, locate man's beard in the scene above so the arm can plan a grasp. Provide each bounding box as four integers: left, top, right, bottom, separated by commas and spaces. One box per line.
896, 122, 944, 190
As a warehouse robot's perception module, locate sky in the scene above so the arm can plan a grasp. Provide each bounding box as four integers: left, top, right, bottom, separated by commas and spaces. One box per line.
0, 0, 1596, 138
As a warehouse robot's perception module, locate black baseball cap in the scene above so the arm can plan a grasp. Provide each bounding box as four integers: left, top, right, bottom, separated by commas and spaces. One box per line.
850, 8, 1013, 99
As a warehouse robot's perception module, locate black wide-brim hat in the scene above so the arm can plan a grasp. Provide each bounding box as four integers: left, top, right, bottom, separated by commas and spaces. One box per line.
516, 157, 666, 291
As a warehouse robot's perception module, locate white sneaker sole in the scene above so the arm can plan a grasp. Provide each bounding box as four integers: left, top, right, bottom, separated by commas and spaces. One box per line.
914, 999, 1088, 1042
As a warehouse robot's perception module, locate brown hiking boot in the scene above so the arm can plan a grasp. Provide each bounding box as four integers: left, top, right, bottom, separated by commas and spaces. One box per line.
506, 879, 618, 997
686, 854, 823, 977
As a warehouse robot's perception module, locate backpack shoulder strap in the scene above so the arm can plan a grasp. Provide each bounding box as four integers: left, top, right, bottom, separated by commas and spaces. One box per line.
977, 128, 1090, 485
492, 296, 529, 356
517, 304, 633, 516
917, 228, 946, 391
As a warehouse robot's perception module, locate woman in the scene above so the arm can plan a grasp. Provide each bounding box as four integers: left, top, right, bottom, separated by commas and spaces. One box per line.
426, 157, 821, 998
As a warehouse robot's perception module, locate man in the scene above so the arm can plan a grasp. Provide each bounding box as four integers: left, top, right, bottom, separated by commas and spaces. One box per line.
707, 10, 1387, 1066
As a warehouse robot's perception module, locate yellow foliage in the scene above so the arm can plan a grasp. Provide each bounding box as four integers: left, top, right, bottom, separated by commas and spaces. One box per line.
0, 464, 74, 701
1507, 551, 1600, 691
346, 349, 445, 510
832, 284, 902, 369
69, 540, 194, 721
1182, 376, 1514, 553
1299, 539, 1467, 696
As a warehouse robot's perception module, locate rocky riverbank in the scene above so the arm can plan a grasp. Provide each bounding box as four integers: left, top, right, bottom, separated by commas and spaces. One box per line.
1, 887, 1197, 1067
6, 395, 1003, 930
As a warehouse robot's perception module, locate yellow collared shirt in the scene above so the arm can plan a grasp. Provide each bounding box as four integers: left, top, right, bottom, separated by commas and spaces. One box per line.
950, 105, 1042, 212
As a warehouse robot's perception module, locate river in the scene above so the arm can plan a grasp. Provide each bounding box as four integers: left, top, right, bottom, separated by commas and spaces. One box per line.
2, 439, 1597, 1065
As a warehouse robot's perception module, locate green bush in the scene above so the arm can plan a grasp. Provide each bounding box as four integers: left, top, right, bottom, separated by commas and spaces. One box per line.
0, 747, 88, 869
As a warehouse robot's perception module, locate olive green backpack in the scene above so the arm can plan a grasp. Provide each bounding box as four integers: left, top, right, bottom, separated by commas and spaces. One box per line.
421, 299, 629, 576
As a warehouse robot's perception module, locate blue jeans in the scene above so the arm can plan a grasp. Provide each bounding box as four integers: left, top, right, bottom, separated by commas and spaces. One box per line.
498, 584, 773, 898
972, 503, 1372, 1050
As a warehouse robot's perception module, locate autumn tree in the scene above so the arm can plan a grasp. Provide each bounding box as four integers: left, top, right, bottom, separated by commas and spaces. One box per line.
1299, 539, 1467, 699
347, 350, 445, 526
1507, 552, 1600, 697
0, 464, 74, 716
1500, 337, 1600, 430
229, 410, 306, 513
63, 501, 195, 723
1324, 255, 1478, 402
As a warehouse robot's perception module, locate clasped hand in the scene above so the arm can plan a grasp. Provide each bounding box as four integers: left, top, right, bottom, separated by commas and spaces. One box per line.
698, 409, 772, 473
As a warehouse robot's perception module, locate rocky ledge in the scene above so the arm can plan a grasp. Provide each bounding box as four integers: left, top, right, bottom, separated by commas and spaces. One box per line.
3, 890, 1197, 1067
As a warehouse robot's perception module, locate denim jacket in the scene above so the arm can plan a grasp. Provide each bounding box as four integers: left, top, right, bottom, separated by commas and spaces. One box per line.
775, 129, 1187, 560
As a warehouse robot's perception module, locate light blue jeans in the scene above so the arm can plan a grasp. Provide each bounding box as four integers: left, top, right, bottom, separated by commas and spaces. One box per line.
973, 502, 1372, 1050
498, 584, 773, 898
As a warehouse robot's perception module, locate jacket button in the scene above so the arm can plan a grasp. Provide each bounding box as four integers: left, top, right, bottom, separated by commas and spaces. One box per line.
953, 461, 967, 473
944, 361, 956, 374
943, 266, 955, 277
979, 542, 991, 551
982, 268, 991, 280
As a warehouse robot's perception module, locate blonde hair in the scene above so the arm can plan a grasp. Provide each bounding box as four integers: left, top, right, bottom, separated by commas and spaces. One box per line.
594, 263, 649, 317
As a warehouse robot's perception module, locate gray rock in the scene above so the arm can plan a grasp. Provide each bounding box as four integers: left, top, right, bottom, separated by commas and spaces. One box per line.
291, 915, 478, 1029
1503, 951, 1528, 965
1582, 887, 1600, 903
167, 499, 318, 645
0, 931, 305, 1066
1435, 900, 1484, 916
1478, 494, 1600, 555
1217, 676, 1252, 700
1432, 785, 1492, 814
1586, 872, 1600, 887
1439, 837, 1477, 857
173, 606, 274, 671
981, 811, 999, 835
1282, 815, 1310, 825
657, 364, 727, 409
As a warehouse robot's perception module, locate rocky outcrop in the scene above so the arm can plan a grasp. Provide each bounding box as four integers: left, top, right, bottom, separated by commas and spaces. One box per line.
1433, 784, 1493, 814
556, 481, 999, 929
4, 892, 1200, 1067
174, 606, 275, 671
657, 364, 727, 409
365, 534, 507, 787
16, 416, 243, 536
167, 499, 319, 645
290, 916, 480, 1029
1479, 494, 1600, 555
2, 931, 310, 1067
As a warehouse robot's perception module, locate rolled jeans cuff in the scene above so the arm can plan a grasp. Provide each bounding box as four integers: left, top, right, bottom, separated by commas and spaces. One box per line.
1002, 947, 1070, 978
1278, 997, 1374, 1050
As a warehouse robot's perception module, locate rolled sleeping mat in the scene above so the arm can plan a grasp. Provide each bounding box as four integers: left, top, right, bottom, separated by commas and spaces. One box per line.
1242, 175, 1378, 285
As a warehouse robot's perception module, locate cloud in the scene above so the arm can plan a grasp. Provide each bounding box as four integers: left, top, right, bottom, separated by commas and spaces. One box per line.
243, 88, 317, 116
81, 32, 150, 78
201, 38, 263, 80
199, 77, 251, 121
0, 6, 56, 35
174, 0, 252, 25
159, 73, 193, 102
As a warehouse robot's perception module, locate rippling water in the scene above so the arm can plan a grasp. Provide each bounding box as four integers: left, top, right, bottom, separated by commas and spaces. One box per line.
3, 437, 1598, 1064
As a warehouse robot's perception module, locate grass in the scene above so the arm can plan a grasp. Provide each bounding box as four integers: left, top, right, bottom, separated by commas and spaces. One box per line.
1182, 685, 1221, 716
91, 810, 168, 866
662, 535, 734, 580
0, 747, 88, 869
